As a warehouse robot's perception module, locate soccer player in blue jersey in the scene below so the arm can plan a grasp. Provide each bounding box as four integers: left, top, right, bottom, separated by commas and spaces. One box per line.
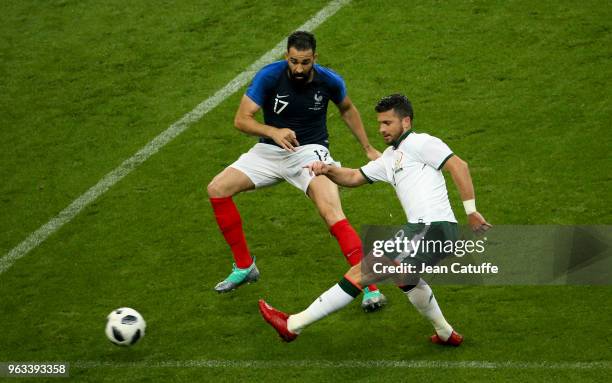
207, 31, 386, 311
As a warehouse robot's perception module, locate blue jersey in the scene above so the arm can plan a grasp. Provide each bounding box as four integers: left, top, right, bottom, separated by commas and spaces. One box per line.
245, 60, 347, 148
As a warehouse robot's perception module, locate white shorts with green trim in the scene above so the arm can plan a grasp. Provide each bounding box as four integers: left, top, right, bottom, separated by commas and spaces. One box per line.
230, 143, 339, 193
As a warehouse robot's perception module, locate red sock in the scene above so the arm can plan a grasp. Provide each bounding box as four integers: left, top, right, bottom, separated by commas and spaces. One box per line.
209, 197, 253, 269
330, 219, 379, 292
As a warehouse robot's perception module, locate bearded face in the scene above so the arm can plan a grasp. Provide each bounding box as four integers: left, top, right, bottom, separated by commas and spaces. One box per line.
286, 47, 316, 84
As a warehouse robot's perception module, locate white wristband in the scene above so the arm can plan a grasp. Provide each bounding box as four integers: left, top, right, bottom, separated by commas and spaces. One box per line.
463, 199, 476, 215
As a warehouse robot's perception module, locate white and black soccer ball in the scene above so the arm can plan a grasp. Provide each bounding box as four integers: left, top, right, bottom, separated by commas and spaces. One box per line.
105, 307, 146, 346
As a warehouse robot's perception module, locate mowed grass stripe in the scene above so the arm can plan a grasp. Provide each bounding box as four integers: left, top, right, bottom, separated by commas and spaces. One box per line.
0, 0, 351, 275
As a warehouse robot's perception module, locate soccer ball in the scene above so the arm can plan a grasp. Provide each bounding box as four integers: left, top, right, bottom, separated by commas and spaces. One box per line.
105, 307, 146, 346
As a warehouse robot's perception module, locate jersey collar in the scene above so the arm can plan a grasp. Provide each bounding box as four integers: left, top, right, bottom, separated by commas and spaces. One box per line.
392, 129, 413, 149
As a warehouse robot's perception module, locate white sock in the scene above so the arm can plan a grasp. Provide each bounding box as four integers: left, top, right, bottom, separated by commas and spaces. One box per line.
287, 283, 356, 334
405, 278, 453, 341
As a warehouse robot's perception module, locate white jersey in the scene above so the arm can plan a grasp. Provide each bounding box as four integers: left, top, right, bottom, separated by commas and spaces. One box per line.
360, 130, 457, 224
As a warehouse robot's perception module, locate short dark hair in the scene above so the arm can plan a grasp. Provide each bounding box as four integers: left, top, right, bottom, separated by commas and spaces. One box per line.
375, 93, 414, 120
287, 31, 316, 53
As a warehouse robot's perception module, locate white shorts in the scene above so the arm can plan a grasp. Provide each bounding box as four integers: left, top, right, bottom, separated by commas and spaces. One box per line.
230, 143, 339, 193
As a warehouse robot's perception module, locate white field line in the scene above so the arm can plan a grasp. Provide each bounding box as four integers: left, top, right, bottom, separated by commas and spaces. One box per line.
0, 0, 352, 275
72, 359, 611, 369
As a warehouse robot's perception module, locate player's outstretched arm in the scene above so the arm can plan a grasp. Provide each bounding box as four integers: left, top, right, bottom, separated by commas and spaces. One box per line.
442, 155, 492, 234
234, 95, 299, 151
337, 97, 381, 160
304, 161, 368, 187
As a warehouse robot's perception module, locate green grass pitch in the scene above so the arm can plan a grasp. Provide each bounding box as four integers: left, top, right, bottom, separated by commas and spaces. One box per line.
0, 0, 610, 381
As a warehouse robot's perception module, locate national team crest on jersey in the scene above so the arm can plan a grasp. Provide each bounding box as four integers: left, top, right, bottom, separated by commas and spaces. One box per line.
274, 93, 289, 114
394, 151, 405, 174
310, 91, 324, 111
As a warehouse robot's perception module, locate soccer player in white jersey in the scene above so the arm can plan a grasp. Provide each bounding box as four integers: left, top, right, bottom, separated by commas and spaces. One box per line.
259, 93, 492, 345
